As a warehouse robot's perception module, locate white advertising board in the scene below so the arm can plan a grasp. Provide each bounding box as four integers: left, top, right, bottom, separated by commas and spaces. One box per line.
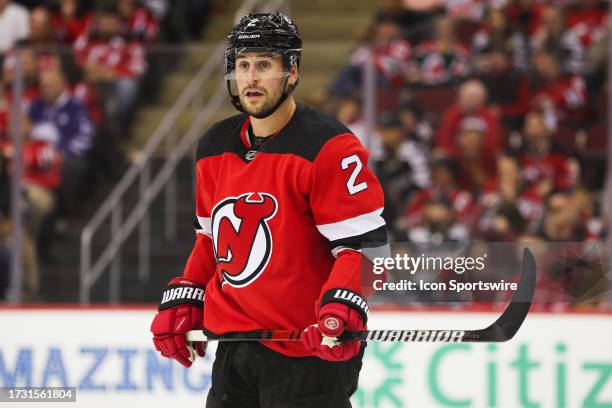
0, 308, 611, 407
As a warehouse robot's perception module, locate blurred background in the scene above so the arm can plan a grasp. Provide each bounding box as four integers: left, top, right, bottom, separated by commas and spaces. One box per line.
0, 0, 610, 406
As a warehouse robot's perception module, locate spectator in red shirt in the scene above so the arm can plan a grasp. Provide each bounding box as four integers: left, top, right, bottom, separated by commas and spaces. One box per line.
74, 5, 146, 132
0, 113, 59, 294
520, 110, 579, 198
70, 80, 103, 124
565, 0, 607, 49
363, 12, 412, 86
454, 115, 498, 193
404, 156, 475, 231
22, 121, 63, 245
118, 0, 158, 42
408, 16, 470, 85
51, 0, 93, 44
328, 13, 411, 110
23, 122, 62, 192
530, 50, 587, 127
436, 78, 503, 157
478, 154, 543, 238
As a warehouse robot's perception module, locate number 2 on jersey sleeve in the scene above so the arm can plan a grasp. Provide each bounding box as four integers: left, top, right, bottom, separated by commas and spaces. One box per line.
341, 154, 368, 195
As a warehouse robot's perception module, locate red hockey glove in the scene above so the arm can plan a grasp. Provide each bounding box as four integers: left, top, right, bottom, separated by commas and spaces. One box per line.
302, 289, 368, 361
150, 277, 207, 368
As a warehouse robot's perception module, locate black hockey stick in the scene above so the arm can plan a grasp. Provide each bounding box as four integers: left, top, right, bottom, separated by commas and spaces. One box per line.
186, 248, 536, 343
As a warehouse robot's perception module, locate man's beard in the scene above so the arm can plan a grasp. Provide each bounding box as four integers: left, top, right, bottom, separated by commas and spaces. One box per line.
239, 90, 282, 119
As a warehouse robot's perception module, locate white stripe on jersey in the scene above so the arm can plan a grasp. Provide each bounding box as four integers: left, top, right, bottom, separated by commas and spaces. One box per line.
196, 215, 212, 237
316, 208, 385, 241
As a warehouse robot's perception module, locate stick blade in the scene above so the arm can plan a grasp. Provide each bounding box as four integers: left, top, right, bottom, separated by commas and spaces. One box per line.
474, 247, 536, 341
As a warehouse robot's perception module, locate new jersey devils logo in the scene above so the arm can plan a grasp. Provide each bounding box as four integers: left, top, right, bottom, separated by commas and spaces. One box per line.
211, 192, 278, 288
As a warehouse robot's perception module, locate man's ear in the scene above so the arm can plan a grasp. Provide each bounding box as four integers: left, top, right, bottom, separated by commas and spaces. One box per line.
289, 65, 299, 87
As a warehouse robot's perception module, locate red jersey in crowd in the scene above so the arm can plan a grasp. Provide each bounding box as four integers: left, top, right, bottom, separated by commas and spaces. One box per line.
566, 4, 607, 48
125, 7, 159, 42
436, 105, 503, 157
23, 140, 63, 189
2, 86, 39, 113
74, 34, 147, 78
0, 110, 6, 136
52, 12, 93, 44
410, 41, 470, 85
184, 105, 387, 357
520, 149, 578, 194
479, 178, 544, 234
71, 82, 103, 123
350, 38, 412, 87
532, 75, 586, 122
0, 130, 62, 190
405, 188, 475, 228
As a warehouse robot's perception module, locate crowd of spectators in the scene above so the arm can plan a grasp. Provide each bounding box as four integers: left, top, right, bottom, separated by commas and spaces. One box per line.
329, 0, 609, 307
0, 0, 212, 300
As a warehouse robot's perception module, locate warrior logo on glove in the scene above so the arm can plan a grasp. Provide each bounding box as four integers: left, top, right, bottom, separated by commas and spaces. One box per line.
211, 192, 278, 288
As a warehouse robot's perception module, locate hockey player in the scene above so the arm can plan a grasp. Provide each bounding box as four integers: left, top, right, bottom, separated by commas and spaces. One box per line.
150, 12, 387, 407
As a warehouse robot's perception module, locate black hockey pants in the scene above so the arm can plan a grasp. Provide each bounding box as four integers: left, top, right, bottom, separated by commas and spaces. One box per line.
205, 341, 364, 408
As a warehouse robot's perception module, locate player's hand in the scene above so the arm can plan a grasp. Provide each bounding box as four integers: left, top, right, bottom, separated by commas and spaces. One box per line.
150, 277, 207, 368
301, 302, 365, 361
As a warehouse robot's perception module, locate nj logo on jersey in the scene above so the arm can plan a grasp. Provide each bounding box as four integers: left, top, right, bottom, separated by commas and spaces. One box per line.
211, 192, 278, 288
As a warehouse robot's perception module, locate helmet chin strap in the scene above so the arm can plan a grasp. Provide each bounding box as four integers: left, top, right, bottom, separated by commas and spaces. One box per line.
228, 76, 296, 119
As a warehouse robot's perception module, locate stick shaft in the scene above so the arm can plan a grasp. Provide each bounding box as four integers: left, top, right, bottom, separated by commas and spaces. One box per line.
187, 328, 496, 343
186, 248, 536, 344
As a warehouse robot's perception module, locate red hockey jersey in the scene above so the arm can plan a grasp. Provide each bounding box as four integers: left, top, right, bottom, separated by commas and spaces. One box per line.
183, 105, 387, 357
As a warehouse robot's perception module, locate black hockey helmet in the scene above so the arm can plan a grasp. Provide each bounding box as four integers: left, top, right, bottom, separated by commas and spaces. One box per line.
225, 12, 302, 117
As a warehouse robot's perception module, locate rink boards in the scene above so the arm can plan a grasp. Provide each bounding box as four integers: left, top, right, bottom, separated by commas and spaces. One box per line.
0, 307, 611, 407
